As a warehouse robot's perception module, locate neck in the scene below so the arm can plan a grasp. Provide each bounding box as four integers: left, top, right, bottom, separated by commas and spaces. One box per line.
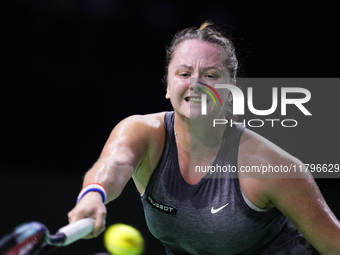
174, 111, 226, 160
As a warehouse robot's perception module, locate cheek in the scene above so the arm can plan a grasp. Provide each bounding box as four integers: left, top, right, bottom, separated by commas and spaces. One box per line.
168, 76, 190, 94
177, 77, 190, 89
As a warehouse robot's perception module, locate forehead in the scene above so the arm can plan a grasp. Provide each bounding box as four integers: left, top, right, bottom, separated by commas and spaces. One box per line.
171, 39, 223, 68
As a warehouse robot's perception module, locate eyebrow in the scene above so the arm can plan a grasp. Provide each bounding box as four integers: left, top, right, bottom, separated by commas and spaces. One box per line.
175, 65, 222, 71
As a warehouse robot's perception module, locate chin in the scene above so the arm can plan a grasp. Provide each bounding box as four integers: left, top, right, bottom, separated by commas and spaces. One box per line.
190, 109, 218, 123
174, 101, 221, 121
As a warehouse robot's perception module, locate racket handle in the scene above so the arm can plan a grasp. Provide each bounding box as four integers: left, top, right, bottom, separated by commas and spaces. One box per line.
58, 218, 95, 246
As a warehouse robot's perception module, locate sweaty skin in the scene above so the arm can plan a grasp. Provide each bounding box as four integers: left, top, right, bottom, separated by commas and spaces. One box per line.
68, 39, 340, 254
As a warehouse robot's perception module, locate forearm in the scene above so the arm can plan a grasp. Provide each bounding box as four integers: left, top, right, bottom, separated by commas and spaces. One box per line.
83, 158, 135, 203
68, 159, 135, 236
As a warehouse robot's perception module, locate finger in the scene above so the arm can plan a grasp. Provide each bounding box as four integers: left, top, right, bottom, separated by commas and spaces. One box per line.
68, 209, 84, 224
93, 208, 106, 237
82, 233, 96, 239
67, 210, 75, 223
68, 203, 91, 224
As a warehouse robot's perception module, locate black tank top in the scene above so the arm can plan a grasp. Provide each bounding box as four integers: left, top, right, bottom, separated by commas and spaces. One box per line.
141, 112, 317, 255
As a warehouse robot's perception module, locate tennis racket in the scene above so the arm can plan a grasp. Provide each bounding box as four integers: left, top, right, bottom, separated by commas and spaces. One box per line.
0, 218, 95, 255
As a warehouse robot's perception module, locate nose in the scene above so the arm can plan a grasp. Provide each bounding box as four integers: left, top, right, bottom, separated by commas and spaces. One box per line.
188, 71, 207, 92
189, 79, 205, 94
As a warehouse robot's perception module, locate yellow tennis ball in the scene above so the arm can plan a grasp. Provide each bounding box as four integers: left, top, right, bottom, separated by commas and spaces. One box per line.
104, 224, 144, 255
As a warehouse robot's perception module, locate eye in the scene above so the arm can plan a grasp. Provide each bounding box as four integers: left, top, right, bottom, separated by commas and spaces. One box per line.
204, 73, 219, 79
178, 72, 191, 78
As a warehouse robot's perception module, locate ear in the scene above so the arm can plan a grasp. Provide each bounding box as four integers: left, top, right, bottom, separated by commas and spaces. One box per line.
165, 86, 170, 99
228, 80, 236, 100
227, 90, 233, 102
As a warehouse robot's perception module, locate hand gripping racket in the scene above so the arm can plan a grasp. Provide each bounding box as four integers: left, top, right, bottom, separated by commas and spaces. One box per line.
0, 218, 95, 255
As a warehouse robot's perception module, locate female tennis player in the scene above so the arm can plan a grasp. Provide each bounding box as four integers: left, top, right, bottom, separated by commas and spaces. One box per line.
68, 23, 340, 254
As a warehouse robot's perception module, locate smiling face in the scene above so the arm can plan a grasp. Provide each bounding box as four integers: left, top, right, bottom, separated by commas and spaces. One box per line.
166, 39, 230, 120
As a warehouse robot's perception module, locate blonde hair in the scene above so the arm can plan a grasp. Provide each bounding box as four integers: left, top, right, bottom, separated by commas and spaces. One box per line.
199, 22, 213, 30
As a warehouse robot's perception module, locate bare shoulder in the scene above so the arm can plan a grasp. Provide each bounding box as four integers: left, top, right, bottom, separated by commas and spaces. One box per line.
111, 112, 166, 193
115, 112, 166, 136
101, 112, 166, 167
127, 112, 166, 154
123, 112, 166, 126
239, 129, 340, 254
238, 128, 312, 209
238, 128, 304, 174
106, 112, 165, 149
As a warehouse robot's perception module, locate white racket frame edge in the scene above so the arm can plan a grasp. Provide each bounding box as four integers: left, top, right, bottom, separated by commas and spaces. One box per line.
57, 218, 95, 246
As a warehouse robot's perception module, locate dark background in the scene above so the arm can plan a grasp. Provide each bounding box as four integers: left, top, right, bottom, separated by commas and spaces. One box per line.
1, 1, 339, 254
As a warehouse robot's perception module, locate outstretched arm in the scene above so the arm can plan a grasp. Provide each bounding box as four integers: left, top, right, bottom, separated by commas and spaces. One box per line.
68, 114, 164, 237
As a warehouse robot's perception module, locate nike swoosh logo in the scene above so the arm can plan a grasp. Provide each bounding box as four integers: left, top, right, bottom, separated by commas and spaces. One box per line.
211, 203, 229, 214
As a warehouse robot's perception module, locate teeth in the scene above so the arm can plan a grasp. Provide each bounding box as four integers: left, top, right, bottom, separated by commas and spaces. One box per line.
187, 97, 202, 103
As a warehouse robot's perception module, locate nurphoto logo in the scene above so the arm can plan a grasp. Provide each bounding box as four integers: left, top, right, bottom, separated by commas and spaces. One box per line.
194, 79, 312, 128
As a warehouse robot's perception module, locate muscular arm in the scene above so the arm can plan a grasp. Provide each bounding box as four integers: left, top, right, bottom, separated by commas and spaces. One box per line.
239, 129, 340, 254
83, 116, 150, 202
68, 113, 165, 236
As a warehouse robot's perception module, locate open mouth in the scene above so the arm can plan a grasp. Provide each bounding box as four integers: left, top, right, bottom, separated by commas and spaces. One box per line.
185, 97, 202, 104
